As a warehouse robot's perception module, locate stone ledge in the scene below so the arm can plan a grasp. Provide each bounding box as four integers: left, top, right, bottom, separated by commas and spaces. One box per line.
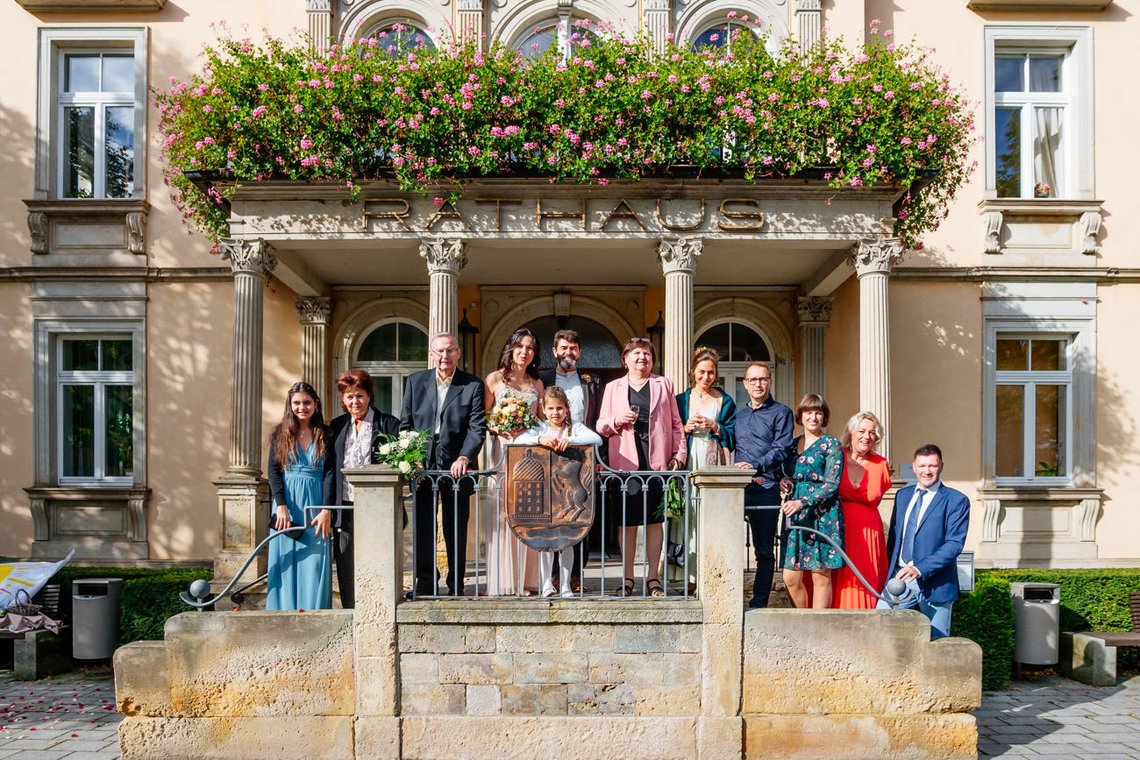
396, 599, 703, 625
744, 713, 978, 760
118, 715, 353, 760
400, 715, 698, 758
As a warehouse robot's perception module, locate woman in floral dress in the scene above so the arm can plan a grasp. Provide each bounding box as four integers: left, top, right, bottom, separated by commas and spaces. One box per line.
780, 393, 845, 609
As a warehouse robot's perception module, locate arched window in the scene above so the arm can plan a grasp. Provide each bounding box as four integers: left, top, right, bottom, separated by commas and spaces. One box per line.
513, 18, 599, 60
690, 18, 760, 52
695, 322, 774, 407
353, 320, 429, 415
518, 316, 623, 378
364, 20, 434, 56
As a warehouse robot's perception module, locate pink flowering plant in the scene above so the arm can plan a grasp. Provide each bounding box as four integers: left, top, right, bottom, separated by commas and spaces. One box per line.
157, 18, 975, 249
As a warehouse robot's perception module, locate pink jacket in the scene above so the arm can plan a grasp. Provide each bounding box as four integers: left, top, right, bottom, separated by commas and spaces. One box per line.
597, 374, 687, 471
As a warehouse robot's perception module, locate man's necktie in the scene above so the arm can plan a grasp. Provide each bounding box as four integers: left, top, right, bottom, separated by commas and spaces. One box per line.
899, 488, 926, 565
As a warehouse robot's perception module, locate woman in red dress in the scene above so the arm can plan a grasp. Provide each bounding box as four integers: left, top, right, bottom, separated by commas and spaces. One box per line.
832, 411, 891, 609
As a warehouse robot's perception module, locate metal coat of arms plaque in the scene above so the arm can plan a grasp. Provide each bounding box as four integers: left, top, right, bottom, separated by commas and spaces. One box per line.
505, 444, 596, 552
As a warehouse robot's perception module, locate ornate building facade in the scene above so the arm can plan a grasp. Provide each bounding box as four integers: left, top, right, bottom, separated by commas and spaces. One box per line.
1, 0, 1134, 573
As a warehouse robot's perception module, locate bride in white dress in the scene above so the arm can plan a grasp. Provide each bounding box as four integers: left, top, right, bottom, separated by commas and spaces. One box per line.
483, 329, 545, 595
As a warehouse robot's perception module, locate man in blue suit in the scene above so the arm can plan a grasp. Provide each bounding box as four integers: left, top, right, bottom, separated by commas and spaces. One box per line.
880, 443, 970, 639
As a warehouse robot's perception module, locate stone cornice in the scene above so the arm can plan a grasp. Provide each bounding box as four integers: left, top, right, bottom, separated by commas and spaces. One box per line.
16, 0, 165, 10
891, 266, 1140, 283
0, 266, 232, 282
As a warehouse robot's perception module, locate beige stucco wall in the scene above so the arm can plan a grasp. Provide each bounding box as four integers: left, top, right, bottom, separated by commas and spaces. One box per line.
823, 275, 859, 424
0, 283, 36, 558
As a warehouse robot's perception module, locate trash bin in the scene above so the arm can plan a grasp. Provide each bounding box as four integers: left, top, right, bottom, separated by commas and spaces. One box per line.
1010, 582, 1060, 666
72, 578, 122, 660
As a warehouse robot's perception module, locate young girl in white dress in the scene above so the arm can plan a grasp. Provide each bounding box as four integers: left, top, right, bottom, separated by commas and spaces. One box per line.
517, 386, 602, 598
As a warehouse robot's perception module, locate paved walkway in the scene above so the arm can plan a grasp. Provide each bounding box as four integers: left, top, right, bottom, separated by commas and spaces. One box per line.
0, 667, 1137, 758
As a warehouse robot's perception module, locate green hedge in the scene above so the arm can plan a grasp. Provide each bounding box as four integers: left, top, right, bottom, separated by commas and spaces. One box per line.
45, 566, 213, 646
952, 568, 1140, 691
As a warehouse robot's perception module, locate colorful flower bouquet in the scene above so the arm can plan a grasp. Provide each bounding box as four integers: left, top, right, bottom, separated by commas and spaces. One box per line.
375, 429, 429, 476
488, 391, 539, 436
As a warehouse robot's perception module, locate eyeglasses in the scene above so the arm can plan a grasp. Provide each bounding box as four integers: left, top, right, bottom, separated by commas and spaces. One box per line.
743, 377, 771, 385
430, 347, 460, 356
628, 337, 652, 344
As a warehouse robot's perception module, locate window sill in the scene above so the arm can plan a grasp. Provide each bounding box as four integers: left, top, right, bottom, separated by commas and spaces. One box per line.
968, 0, 1112, 9
977, 199, 1103, 255
23, 199, 148, 260
16, 0, 165, 10
24, 485, 151, 561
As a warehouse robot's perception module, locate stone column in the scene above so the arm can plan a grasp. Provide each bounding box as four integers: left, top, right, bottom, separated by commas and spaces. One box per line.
420, 237, 467, 343
643, 0, 671, 53
456, 0, 484, 45
307, 0, 332, 55
214, 238, 276, 581
796, 0, 822, 48
796, 296, 832, 399
658, 237, 702, 391
850, 238, 904, 464
693, 467, 754, 759
344, 465, 405, 758
296, 296, 333, 409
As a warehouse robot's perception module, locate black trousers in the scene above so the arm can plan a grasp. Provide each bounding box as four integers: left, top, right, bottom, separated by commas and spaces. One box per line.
746, 506, 781, 607
333, 504, 355, 609
413, 479, 470, 596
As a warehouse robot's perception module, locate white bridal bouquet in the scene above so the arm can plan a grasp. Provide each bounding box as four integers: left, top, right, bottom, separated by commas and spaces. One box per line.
375, 429, 430, 475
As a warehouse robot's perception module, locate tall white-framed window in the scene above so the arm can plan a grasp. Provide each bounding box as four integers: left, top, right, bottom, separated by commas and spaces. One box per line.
35, 27, 148, 200
984, 26, 1093, 200
353, 320, 429, 415
512, 17, 599, 59
982, 282, 1096, 488
56, 336, 136, 485
363, 19, 434, 56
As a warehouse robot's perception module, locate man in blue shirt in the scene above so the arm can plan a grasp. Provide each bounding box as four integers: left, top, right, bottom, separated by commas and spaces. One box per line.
734, 361, 794, 608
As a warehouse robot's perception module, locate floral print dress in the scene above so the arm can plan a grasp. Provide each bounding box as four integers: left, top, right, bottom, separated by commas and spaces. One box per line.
781, 434, 845, 571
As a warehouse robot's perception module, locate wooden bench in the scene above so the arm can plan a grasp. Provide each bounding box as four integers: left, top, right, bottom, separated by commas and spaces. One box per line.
0, 585, 71, 680
1060, 592, 1140, 687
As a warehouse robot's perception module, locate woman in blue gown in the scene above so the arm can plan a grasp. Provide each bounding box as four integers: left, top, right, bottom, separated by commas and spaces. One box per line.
267, 381, 332, 610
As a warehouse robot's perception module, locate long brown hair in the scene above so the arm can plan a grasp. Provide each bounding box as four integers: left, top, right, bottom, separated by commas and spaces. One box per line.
497, 328, 541, 382
272, 381, 327, 468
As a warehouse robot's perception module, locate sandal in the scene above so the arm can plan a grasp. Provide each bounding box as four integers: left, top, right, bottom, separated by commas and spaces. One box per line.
617, 578, 635, 597
648, 579, 665, 597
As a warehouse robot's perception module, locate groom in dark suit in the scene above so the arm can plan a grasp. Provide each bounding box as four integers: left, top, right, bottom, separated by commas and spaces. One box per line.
539, 329, 604, 592
880, 443, 971, 639
401, 333, 486, 596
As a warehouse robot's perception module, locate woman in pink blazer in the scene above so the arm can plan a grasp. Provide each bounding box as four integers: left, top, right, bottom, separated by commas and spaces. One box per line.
597, 338, 686, 596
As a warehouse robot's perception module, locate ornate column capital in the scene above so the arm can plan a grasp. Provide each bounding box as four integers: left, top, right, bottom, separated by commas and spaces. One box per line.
419, 237, 467, 276
296, 296, 332, 326
658, 237, 703, 274
796, 296, 833, 326
849, 237, 904, 278
220, 239, 277, 280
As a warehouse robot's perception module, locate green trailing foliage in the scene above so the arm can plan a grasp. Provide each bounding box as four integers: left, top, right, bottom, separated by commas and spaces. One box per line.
951, 568, 1140, 691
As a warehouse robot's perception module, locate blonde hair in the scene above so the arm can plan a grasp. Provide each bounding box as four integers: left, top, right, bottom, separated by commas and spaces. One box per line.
841, 411, 883, 453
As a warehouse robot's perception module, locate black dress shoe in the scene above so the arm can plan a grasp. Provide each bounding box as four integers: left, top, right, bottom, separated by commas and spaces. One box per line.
747, 598, 767, 609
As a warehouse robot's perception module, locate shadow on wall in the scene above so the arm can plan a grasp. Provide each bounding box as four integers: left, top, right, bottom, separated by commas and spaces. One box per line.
0, 102, 35, 259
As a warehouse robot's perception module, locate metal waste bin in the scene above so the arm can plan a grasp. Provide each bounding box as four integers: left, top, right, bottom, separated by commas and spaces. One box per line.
1010, 582, 1060, 666
72, 578, 122, 660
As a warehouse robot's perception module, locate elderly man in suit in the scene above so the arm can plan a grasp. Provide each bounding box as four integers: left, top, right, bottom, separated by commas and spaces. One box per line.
539, 328, 604, 592
880, 443, 970, 639
401, 333, 486, 596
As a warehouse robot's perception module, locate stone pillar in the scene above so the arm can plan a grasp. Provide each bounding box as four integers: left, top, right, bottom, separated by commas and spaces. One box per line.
796, 296, 832, 399
456, 0, 484, 45
796, 0, 822, 48
643, 0, 672, 53
296, 296, 333, 410
693, 467, 754, 759
658, 237, 702, 391
344, 465, 405, 758
214, 238, 276, 581
850, 238, 904, 464
420, 237, 467, 343
307, 0, 332, 55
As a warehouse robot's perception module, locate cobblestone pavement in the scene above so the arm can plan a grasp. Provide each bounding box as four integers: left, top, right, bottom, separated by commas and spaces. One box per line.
1, 666, 1137, 758
976, 673, 1140, 758
0, 667, 121, 759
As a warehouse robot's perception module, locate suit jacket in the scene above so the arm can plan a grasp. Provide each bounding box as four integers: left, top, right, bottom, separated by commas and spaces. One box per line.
596, 374, 686, 471
885, 482, 971, 604
539, 368, 603, 431
322, 407, 401, 526
400, 368, 486, 468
